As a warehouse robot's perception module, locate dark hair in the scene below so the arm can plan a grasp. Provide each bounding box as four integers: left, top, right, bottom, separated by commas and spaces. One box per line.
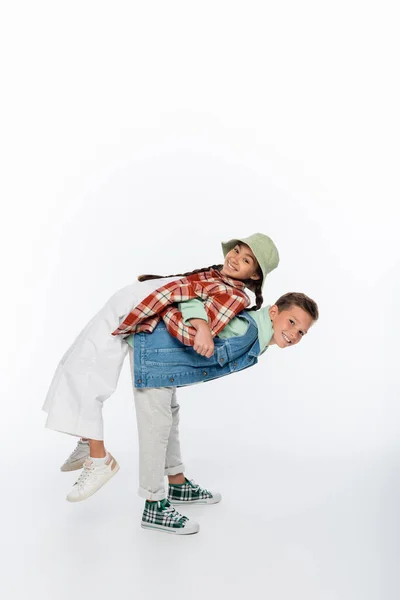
243, 266, 263, 311
274, 292, 319, 321
137, 264, 223, 282
138, 263, 264, 311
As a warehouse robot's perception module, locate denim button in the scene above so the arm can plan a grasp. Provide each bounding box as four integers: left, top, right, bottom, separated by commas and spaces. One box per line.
170, 377, 174, 382
137, 379, 142, 384
219, 358, 224, 363
233, 362, 238, 367
248, 357, 252, 362
203, 371, 207, 376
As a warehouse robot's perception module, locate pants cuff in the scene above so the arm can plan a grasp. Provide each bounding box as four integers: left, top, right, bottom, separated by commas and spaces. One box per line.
164, 463, 185, 476
138, 486, 166, 501
44, 412, 104, 441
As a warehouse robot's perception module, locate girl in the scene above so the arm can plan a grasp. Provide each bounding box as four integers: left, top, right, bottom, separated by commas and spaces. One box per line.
112, 232, 278, 349
43, 233, 280, 531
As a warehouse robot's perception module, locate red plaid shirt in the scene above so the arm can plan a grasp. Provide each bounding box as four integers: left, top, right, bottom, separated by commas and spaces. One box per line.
112, 268, 250, 346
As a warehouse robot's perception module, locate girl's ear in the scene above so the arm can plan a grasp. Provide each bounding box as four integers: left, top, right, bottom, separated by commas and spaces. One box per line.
250, 272, 261, 281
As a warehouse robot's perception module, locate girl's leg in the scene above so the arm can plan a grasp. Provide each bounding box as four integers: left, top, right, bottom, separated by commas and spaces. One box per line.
66, 440, 119, 502
88, 439, 106, 458
60, 437, 106, 471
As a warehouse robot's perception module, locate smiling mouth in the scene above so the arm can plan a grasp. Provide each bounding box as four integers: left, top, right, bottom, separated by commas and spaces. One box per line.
282, 332, 292, 344
227, 260, 238, 271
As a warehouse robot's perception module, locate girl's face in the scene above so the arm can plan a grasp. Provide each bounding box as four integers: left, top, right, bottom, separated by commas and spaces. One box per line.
269, 305, 314, 348
221, 243, 261, 282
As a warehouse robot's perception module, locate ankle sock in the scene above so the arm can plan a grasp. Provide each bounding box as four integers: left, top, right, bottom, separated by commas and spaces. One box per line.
90, 453, 108, 464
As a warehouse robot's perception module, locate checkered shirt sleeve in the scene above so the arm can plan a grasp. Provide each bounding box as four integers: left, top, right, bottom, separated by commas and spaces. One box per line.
111, 269, 250, 345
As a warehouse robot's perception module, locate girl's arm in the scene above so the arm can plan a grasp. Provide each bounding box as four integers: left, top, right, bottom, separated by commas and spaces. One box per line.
190, 319, 214, 358
178, 299, 214, 358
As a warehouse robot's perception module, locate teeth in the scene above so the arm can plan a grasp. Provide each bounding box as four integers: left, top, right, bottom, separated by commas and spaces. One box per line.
283, 333, 291, 344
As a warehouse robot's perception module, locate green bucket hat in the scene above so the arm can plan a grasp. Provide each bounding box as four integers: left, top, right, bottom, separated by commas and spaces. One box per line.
221, 232, 279, 289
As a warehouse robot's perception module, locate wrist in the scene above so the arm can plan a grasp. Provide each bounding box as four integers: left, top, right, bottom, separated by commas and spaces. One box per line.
190, 318, 209, 331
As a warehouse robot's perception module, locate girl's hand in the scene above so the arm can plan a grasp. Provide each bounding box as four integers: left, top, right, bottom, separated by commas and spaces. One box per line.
190, 319, 214, 358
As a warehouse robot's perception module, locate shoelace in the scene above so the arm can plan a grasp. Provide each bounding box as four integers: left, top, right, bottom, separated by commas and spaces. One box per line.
74, 460, 95, 487
188, 479, 211, 496
160, 504, 176, 516
157, 500, 187, 523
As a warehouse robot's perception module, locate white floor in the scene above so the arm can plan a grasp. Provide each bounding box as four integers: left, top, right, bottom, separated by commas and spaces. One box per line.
4, 396, 397, 600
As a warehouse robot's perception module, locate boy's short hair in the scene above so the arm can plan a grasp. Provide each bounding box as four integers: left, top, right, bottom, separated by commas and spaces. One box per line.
275, 292, 319, 321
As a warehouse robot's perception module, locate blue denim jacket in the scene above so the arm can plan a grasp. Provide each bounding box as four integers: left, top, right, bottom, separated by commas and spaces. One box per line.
133, 311, 260, 388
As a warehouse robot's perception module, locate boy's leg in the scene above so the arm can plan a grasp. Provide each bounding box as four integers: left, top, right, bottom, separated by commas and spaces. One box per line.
164, 388, 185, 484
129, 346, 183, 498
164, 391, 222, 506
134, 387, 176, 500
134, 386, 199, 535
157, 387, 222, 506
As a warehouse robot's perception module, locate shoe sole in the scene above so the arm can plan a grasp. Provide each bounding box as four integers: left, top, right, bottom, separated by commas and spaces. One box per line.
66, 462, 120, 502
141, 522, 199, 535
60, 459, 87, 472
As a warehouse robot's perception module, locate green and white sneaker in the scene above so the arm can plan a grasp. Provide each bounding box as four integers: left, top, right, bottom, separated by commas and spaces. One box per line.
60, 439, 90, 472
168, 478, 222, 505
141, 499, 199, 535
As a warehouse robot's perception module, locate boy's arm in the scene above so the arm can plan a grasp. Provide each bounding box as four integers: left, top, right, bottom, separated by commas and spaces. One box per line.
178, 299, 214, 358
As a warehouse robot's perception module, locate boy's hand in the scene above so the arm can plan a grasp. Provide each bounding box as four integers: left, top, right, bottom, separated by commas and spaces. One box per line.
190, 319, 214, 358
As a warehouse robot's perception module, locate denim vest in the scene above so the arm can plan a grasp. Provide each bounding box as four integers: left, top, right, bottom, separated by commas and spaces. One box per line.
133, 311, 260, 388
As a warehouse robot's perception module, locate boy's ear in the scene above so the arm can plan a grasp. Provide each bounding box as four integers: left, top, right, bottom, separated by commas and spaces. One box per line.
269, 305, 279, 319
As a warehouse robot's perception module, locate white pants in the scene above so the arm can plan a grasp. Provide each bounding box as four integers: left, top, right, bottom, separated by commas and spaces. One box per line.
42, 277, 179, 440
42, 277, 185, 500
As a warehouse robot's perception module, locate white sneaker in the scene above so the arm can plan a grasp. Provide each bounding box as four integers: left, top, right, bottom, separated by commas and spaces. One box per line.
60, 439, 90, 472
66, 453, 120, 502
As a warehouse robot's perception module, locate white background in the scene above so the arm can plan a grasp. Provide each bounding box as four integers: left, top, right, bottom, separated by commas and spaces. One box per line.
1, 2, 399, 599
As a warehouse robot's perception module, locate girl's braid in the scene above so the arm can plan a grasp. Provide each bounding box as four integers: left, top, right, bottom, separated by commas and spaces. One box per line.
137, 265, 223, 282
245, 279, 264, 311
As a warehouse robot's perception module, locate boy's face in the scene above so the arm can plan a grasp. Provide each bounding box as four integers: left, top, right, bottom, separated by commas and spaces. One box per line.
269, 304, 314, 348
